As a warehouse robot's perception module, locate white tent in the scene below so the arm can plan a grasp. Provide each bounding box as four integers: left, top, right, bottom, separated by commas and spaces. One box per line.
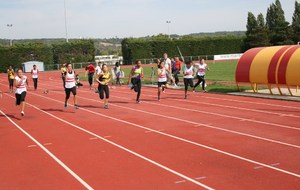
22, 61, 44, 73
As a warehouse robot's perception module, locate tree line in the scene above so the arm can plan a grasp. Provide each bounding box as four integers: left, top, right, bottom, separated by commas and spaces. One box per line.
244, 0, 300, 49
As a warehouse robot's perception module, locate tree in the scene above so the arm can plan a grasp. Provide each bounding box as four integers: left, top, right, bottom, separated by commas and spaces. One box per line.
266, 0, 293, 45
292, 1, 300, 43
244, 12, 270, 50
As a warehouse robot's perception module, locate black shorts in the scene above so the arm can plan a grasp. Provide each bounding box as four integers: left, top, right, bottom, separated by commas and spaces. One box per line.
158, 81, 167, 88
65, 86, 77, 99
16, 91, 26, 105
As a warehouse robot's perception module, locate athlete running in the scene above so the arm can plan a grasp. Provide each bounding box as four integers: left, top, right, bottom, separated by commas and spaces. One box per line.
63, 63, 79, 109
14, 69, 29, 116
128, 60, 144, 104
96, 64, 111, 109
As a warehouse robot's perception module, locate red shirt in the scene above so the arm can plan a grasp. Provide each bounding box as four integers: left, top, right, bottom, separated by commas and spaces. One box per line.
175, 60, 182, 70
85, 64, 95, 73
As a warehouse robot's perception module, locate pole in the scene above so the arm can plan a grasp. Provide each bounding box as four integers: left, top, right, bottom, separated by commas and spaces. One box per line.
166, 21, 171, 39
7, 24, 13, 46
64, 0, 69, 43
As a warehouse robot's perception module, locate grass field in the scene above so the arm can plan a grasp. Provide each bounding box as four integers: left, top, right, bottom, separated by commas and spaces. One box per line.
79, 61, 253, 93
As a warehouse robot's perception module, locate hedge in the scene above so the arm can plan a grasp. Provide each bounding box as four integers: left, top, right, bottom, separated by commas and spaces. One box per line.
122, 36, 245, 63
0, 39, 95, 73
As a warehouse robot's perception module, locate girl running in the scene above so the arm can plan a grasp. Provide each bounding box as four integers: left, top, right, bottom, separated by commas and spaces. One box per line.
63, 63, 79, 109
193, 59, 209, 92
14, 69, 29, 116
31, 64, 39, 90
157, 61, 170, 101
7, 65, 14, 93
183, 61, 194, 99
128, 60, 144, 104
96, 64, 111, 109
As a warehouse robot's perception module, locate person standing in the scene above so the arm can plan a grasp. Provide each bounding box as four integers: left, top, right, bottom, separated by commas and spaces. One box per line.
193, 59, 209, 92
114, 62, 122, 86
183, 61, 194, 99
174, 57, 182, 86
14, 69, 29, 116
128, 60, 144, 104
85, 62, 95, 90
96, 64, 111, 109
95, 62, 103, 76
163, 53, 176, 86
31, 64, 39, 90
7, 65, 15, 93
61, 63, 67, 88
64, 63, 79, 109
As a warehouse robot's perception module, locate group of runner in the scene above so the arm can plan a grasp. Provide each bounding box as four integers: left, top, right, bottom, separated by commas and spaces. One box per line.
6, 54, 208, 115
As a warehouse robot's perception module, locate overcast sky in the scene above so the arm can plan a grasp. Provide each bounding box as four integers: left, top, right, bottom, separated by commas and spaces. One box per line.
0, 0, 295, 39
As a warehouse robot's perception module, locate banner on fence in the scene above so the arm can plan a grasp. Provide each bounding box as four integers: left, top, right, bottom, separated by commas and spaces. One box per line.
214, 53, 243, 61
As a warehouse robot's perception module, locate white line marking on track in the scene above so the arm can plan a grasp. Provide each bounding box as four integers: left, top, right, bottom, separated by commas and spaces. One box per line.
89, 137, 98, 140
29, 107, 214, 189
43, 143, 52, 146
28, 145, 37, 148
42, 89, 300, 150
254, 163, 280, 170
23, 92, 300, 179
195, 176, 207, 180
175, 180, 186, 184
0, 109, 94, 190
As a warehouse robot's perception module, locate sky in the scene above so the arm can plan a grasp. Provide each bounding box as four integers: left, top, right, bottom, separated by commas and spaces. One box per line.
0, 0, 296, 39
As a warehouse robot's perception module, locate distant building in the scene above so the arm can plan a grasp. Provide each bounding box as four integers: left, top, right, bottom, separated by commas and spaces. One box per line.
95, 55, 123, 65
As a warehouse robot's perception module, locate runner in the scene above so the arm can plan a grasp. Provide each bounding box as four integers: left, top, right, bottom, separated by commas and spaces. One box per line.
31, 64, 39, 90
85, 62, 95, 90
96, 64, 111, 109
128, 60, 144, 104
183, 61, 194, 99
113, 62, 122, 86
7, 65, 14, 93
174, 57, 183, 86
61, 63, 67, 88
193, 59, 209, 92
157, 61, 170, 101
14, 69, 29, 116
63, 63, 79, 109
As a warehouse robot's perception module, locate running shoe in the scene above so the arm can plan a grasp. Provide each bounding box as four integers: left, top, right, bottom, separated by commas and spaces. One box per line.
64, 103, 68, 108
104, 105, 109, 109
21, 111, 24, 116
75, 104, 79, 109
184, 94, 188, 99
192, 88, 195, 92
136, 100, 141, 104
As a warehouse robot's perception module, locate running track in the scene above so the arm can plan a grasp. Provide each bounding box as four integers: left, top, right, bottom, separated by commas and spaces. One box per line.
0, 71, 300, 190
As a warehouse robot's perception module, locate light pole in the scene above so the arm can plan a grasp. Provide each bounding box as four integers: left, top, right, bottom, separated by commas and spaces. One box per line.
7, 24, 13, 46
166, 21, 171, 39
64, 0, 69, 43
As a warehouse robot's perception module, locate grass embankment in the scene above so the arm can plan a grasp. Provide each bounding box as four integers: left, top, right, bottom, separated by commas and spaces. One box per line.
79, 61, 252, 93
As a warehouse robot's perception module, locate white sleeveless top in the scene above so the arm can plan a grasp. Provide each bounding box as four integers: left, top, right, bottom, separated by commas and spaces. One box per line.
15, 76, 27, 94
184, 65, 194, 79
158, 68, 167, 82
197, 63, 207, 76
31, 69, 38, 79
65, 71, 76, 89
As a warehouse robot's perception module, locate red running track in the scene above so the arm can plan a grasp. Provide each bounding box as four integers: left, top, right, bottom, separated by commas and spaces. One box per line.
0, 71, 300, 190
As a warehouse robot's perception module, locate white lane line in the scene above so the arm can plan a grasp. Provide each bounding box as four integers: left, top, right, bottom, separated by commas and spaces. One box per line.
0, 109, 94, 190
89, 137, 98, 140
175, 180, 186, 184
142, 97, 300, 131
24, 102, 214, 190
44, 143, 53, 146
28, 145, 37, 148
140, 87, 300, 111
29, 87, 300, 150
25, 92, 300, 178
118, 89, 300, 120
195, 176, 207, 180
254, 163, 280, 170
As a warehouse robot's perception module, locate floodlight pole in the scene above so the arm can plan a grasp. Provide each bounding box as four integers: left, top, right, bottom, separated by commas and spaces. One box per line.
7, 24, 13, 46
64, 0, 69, 43
166, 21, 171, 39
